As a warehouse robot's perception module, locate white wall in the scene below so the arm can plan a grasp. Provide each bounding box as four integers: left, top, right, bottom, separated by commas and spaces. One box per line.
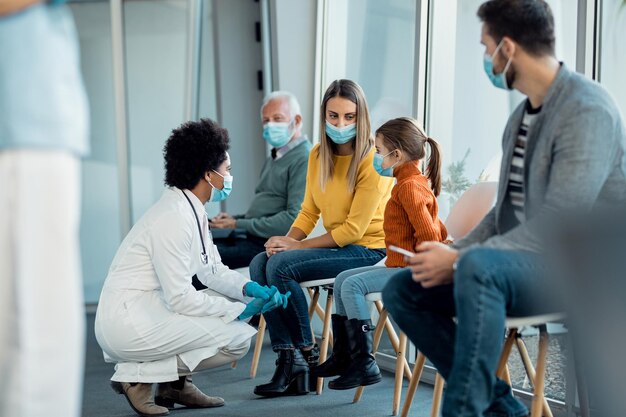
213, 0, 266, 216
269, 0, 318, 140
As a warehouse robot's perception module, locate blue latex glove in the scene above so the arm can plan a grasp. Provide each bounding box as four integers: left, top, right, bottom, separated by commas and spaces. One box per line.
260, 286, 291, 313
244, 281, 271, 300
238, 297, 266, 320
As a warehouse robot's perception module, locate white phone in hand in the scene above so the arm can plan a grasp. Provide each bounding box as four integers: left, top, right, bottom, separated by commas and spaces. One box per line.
388, 245, 416, 257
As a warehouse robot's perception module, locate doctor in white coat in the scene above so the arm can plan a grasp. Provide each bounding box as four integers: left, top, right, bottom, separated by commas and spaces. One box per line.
95, 118, 289, 416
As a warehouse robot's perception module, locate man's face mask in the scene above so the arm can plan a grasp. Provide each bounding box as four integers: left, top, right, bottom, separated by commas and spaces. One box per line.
483, 39, 513, 90
262, 120, 293, 148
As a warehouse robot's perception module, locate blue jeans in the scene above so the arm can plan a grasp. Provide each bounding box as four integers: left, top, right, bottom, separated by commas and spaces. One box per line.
249, 245, 385, 350
383, 248, 550, 417
334, 265, 401, 320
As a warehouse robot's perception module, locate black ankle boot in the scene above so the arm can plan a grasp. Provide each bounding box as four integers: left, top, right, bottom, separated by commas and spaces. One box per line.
301, 344, 320, 392
311, 315, 350, 378
253, 349, 309, 397
328, 318, 382, 390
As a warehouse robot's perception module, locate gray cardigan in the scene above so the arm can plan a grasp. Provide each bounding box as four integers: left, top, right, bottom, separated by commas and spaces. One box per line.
453, 64, 626, 254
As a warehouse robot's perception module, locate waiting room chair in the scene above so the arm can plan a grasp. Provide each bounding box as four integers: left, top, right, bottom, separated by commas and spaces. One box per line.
351, 291, 412, 415
401, 313, 566, 417
249, 278, 336, 395
394, 181, 499, 416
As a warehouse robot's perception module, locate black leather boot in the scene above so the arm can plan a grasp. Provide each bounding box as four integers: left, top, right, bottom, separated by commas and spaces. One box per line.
301, 344, 320, 392
310, 314, 349, 378
253, 349, 309, 397
328, 318, 382, 390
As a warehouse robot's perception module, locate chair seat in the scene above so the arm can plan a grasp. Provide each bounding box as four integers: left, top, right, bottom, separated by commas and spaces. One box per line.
300, 278, 335, 288
505, 313, 565, 328
365, 292, 383, 302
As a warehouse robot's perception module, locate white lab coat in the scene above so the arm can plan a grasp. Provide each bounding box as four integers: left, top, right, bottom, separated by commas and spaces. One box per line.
94, 187, 256, 383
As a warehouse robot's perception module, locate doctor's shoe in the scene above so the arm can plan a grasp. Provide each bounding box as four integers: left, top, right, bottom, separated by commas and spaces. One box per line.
111, 381, 169, 416
155, 376, 225, 409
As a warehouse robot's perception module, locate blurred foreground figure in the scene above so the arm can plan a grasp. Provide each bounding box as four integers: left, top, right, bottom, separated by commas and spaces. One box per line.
553, 208, 626, 417
0, 1, 90, 416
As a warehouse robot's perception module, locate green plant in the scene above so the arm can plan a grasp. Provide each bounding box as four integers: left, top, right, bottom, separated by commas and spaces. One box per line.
442, 148, 472, 206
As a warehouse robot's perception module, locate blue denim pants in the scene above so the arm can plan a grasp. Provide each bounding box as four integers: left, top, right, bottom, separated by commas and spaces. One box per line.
249, 245, 385, 350
383, 248, 550, 417
334, 265, 401, 320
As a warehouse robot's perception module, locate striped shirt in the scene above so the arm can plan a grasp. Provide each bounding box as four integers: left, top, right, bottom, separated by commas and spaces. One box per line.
508, 101, 541, 223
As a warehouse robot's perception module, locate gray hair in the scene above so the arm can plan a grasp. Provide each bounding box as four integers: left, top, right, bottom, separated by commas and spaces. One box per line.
260, 91, 302, 120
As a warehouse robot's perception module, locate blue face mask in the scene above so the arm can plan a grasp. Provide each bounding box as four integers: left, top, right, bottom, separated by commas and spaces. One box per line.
483, 40, 513, 90
325, 120, 356, 144
209, 170, 233, 202
373, 150, 398, 177
262, 121, 293, 148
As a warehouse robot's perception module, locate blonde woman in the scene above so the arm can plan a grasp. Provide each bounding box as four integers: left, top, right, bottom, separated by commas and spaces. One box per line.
250, 79, 393, 397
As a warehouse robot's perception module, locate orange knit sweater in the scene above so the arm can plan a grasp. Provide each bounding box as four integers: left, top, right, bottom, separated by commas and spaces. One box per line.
384, 161, 448, 267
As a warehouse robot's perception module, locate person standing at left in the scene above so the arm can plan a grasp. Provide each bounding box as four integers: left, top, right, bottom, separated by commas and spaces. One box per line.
0, 1, 89, 416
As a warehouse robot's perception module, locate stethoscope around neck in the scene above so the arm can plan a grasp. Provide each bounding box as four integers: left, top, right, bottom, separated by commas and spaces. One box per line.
182, 190, 215, 271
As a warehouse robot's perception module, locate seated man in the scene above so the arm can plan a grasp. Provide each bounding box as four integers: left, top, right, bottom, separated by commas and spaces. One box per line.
95, 118, 289, 417
209, 91, 311, 269
383, 1, 626, 417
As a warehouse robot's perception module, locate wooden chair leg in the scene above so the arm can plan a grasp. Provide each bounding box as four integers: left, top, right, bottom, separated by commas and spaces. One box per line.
230, 361, 237, 369
516, 332, 553, 417
400, 352, 427, 417
502, 364, 512, 386
392, 332, 408, 415
249, 315, 266, 378
353, 308, 389, 403
430, 373, 444, 417
307, 287, 321, 342
529, 327, 550, 417
376, 302, 411, 379
496, 328, 517, 379
316, 291, 334, 394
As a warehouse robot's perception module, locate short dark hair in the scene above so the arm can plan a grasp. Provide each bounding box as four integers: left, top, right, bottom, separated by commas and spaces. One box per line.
163, 118, 230, 190
477, 0, 555, 57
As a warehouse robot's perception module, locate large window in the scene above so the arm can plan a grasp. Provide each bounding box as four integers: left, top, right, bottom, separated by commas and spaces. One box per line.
427, 0, 578, 220
600, 0, 626, 116
321, 0, 418, 133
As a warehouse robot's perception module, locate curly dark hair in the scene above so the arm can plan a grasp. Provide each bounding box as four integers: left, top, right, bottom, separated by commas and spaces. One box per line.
163, 118, 230, 190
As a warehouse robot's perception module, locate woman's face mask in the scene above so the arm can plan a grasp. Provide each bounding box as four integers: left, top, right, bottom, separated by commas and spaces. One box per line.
325, 120, 357, 144
208, 170, 233, 202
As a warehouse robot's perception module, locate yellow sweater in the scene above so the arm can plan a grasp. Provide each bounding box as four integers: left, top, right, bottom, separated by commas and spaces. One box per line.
291, 144, 393, 249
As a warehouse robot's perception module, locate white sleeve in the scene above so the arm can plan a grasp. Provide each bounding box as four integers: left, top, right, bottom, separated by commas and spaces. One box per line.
150, 214, 245, 322
196, 239, 253, 303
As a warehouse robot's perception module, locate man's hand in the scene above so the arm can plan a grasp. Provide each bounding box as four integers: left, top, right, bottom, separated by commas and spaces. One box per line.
264, 236, 302, 257
407, 242, 458, 288
210, 213, 236, 229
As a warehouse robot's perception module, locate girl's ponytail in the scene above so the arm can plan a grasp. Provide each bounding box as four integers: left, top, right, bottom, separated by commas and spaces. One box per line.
425, 137, 442, 197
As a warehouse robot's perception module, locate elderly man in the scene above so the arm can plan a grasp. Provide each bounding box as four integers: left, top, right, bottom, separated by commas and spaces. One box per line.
209, 91, 311, 269
383, 1, 626, 417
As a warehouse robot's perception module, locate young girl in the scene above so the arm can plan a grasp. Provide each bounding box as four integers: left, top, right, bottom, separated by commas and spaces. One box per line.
314, 117, 449, 390
249, 79, 394, 397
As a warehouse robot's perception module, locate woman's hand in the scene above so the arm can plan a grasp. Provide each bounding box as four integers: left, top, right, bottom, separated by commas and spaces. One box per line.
264, 236, 302, 257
